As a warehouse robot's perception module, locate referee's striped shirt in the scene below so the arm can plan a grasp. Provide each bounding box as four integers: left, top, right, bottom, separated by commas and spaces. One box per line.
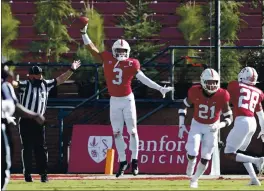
2, 81, 18, 119
2, 81, 18, 104
18, 79, 57, 115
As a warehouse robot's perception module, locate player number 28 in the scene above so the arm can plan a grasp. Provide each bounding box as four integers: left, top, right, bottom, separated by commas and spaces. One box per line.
198, 104, 215, 119
112, 68, 123, 85
238, 88, 259, 112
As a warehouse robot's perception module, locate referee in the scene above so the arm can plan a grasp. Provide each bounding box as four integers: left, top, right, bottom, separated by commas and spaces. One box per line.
1, 64, 45, 190
12, 60, 81, 182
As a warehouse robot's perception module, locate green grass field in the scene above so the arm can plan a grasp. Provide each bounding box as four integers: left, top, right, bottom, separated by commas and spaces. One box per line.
7, 179, 264, 190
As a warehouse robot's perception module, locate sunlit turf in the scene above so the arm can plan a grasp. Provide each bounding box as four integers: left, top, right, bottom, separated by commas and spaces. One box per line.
7, 179, 264, 190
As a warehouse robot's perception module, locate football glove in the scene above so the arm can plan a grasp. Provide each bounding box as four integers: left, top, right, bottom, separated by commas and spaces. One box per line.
178, 125, 188, 139
210, 121, 226, 132
160, 85, 174, 98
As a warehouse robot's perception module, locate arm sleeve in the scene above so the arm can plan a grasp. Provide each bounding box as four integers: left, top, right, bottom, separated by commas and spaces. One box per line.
136, 71, 161, 91
133, 59, 141, 71
100, 51, 112, 65
44, 79, 57, 91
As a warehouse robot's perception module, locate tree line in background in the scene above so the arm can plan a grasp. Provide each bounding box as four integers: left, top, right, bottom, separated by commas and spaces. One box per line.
2, 0, 263, 89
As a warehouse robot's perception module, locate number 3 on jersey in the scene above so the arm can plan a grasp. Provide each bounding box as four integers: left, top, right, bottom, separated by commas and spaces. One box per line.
112, 68, 123, 85
238, 88, 259, 112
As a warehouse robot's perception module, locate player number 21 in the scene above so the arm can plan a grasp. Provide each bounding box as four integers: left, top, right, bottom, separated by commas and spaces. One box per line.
198, 104, 215, 119
112, 68, 123, 85
238, 88, 259, 112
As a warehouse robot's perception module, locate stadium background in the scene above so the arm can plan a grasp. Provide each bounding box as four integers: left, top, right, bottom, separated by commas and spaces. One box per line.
2, 0, 263, 175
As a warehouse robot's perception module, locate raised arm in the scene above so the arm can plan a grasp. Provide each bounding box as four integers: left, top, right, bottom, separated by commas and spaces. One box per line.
56, 60, 81, 86
135, 69, 174, 98
81, 23, 103, 63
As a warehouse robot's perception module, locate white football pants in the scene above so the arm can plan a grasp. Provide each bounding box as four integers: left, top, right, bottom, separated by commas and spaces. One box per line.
224, 116, 257, 154
185, 119, 218, 160
110, 93, 139, 162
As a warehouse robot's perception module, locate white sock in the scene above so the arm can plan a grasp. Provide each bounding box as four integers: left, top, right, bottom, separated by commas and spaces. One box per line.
186, 158, 197, 176
129, 133, 139, 160
114, 135, 127, 162
192, 161, 208, 182
243, 163, 257, 179
236, 153, 258, 165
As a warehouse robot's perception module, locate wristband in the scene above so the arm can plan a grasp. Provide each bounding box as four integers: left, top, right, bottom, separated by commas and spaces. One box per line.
70, 68, 75, 72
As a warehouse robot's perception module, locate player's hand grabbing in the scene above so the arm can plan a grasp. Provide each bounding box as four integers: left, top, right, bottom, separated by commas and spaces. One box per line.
178, 125, 188, 139
159, 85, 174, 98
210, 121, 226, 132
257, 130, 264, 142
79, 16, 89, 34
71, 60, 81, 71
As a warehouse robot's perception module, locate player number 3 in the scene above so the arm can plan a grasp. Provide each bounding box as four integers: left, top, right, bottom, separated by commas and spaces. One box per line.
112, 68, 123, 85
238, 88, 259, 112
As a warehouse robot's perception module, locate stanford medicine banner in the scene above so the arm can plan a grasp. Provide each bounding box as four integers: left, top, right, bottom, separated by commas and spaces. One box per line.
68, 125, 212, 174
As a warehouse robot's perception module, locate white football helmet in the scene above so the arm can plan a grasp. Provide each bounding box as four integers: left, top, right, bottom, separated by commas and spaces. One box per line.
200, 68, 220, 94
112, 39, 130, 61
238, 67, 258, 86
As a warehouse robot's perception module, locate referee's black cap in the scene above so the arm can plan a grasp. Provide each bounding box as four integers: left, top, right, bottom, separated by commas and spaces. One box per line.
28, 66, 43, 75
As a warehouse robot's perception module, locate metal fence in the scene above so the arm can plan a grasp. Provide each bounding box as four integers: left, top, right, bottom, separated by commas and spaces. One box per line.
5, 45, 264, 166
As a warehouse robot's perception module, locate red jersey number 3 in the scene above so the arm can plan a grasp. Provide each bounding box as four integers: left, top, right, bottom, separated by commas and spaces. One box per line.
112, 68, 123, 85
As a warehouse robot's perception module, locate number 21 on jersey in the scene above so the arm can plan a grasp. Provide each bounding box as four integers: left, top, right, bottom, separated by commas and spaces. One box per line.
238, 88, 259, 112
198, 104, 215, 119
112, 68, 123, 85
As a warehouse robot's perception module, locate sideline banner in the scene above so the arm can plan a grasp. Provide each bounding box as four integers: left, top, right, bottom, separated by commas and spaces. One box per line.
68, 125, 211, 174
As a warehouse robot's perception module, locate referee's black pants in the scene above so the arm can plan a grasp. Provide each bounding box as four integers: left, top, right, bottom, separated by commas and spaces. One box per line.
1, 123, 11, 190
19, 118, 48, 176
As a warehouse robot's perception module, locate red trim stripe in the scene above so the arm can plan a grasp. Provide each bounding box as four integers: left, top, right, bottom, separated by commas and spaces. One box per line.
120, 39, 123, 46
210, 69, 214, 77
251, 67, 255, 82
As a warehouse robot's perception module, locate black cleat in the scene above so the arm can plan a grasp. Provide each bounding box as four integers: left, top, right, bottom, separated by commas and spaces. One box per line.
131, 159, 139, 176
116, 161, 130, 178
24, 174, 33, 182
41, 174, 49, 183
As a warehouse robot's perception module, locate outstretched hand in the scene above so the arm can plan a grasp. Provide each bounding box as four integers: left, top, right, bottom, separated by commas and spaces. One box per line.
71, 60, 81, 71
159, 85, 174, 98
